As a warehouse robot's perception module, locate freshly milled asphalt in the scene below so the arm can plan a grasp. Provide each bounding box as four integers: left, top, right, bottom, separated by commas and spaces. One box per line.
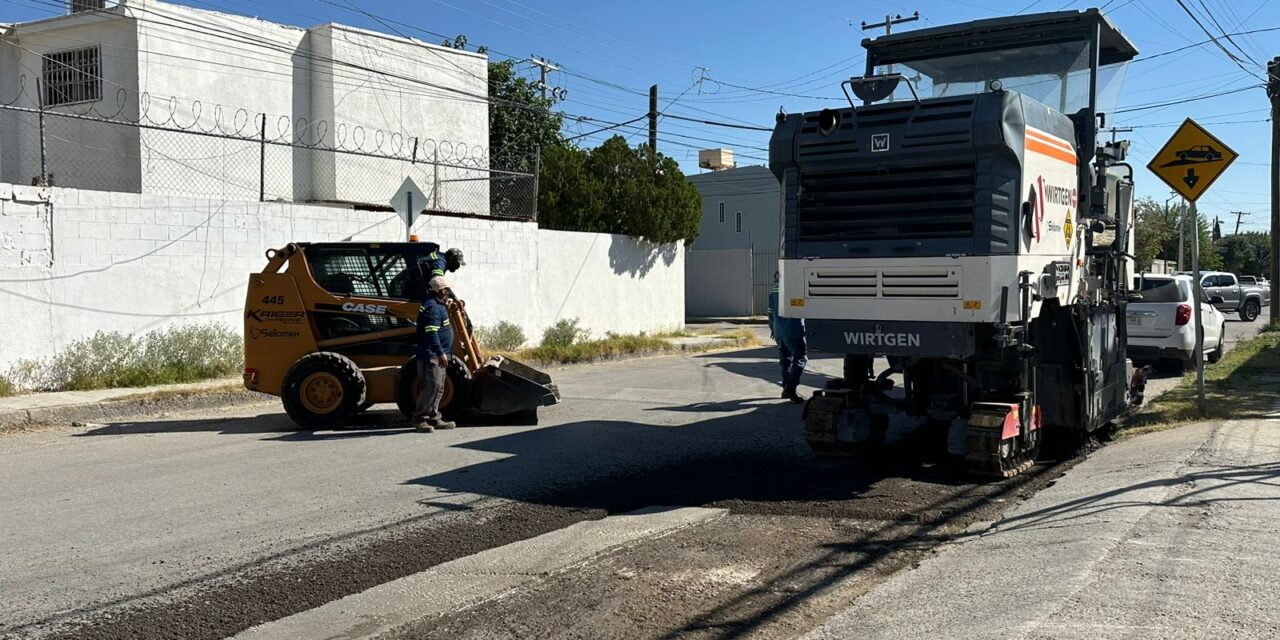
0, 343, 836, 639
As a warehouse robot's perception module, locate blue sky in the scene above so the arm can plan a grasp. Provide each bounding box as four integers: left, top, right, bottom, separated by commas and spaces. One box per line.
4, 0, 1277, 231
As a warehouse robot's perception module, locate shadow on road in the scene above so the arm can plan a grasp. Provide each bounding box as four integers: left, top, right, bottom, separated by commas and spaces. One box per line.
404, 400, 985, 518
693, 346, 839, 389
73, 409, 409, 437
986, 460, 1280, 538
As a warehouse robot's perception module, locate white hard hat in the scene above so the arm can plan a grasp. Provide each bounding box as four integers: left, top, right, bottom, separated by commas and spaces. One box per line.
428, 276, 451, 292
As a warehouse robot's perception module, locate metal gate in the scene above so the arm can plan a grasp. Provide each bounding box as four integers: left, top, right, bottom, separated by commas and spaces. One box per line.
751, 248, 780, 316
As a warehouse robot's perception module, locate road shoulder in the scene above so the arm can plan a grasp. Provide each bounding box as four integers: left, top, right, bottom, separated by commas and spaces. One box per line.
803, 417, 1280, 639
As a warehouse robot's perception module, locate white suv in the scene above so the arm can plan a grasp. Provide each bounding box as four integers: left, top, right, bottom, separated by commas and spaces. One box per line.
1128, 274, 1226, 369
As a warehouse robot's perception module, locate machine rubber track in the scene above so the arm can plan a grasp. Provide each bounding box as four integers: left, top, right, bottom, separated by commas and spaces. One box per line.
964, 424, 1036, 478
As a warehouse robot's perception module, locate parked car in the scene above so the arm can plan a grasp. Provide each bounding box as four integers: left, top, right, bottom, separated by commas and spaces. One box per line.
1128, 274, 1225, 369
1198, 271, 1268, 322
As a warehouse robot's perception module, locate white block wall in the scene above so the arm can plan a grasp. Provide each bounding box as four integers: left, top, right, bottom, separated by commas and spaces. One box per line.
0, 184, 684, 367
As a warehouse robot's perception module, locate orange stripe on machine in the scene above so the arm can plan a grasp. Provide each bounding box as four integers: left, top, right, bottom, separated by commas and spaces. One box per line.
1026, 139, 1078, 166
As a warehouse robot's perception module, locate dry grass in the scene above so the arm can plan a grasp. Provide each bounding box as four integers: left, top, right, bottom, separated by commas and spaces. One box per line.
485, 327, 760, 366
1119, 331, 1280, 440
112, 380, 246, 403
2, 324, 242, 394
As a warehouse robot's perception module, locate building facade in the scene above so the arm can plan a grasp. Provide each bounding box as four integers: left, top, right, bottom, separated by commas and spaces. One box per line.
685, 165, 780, 252
0, 0, 489, 206
685, 164, 781, 317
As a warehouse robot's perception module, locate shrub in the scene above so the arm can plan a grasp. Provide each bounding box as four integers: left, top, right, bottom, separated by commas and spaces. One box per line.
476, 321, 527, 352
0, 375, 15, 397
4, 323, 242, 393
541, 318, 589, 347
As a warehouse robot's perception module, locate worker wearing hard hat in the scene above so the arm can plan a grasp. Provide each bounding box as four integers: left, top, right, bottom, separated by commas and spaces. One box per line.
413, 276, 458, 433
423, 247, 466, 279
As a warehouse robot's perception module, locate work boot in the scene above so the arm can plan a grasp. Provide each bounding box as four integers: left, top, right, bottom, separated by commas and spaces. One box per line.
413, 422, 435, 433
433, 420, 457, 430
786, 392, 805, 404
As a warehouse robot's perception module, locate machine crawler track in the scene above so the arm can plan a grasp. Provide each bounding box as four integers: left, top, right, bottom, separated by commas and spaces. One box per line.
964, 425, 1036, 478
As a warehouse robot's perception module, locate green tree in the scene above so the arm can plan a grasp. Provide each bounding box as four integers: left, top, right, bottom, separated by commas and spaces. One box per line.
1133, 197, 1175, 271
537, 145, 605, 233
536, 137, 701, 244
1217, 232, 1271, 277
1191, 213, 1224, 271
487, 59, 563, 162
1136, 198, 1222, 272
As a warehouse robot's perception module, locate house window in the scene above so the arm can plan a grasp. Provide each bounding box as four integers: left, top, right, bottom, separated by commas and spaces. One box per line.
718, 201, 725, 223
42, 46, 102, 107
735, 211, 742, 233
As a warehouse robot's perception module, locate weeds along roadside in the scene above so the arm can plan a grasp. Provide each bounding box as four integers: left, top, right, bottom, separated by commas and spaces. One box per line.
1120, 328, 1280, 439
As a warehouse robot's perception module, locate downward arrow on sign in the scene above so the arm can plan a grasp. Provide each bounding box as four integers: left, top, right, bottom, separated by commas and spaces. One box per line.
1183, 168, 1200, 190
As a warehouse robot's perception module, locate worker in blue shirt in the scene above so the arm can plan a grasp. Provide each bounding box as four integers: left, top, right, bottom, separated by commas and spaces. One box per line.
423, 247, 466, 279
413, 276, 458, 432
768, 272, 807, 404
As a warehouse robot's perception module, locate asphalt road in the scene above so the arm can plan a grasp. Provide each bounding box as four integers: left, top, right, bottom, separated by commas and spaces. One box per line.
1, 316, 1266, 640
0, 344, 838, 639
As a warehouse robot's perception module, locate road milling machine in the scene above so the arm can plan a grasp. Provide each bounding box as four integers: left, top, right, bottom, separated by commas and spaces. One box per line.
242, 242, 559, 429
771, 10, 1141, 476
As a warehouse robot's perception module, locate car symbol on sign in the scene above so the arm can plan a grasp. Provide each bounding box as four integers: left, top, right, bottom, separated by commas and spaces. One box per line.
1176, 145, 1221, 162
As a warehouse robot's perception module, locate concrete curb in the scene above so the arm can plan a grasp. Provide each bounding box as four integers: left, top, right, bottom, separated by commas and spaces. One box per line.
0, 388, 269, 431
231, 506, 727, 640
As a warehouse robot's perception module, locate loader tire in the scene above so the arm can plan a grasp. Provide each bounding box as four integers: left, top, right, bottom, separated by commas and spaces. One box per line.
395, 358, 472, 422
281, 352, 366, 429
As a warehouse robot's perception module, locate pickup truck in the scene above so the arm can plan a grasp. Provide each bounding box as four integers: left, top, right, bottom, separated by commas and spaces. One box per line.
1194, 271, 1269, 322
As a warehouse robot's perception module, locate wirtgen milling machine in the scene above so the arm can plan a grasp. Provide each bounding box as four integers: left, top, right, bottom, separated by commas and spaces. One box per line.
772, 10, 1140, 476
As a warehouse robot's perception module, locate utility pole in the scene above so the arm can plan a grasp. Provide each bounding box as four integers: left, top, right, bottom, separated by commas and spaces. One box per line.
861, 11, 920, 38
529, 56, 559, 102
1192, 199, 1206, 416
860, 12, 920, 103
1269, 57, 1279, 320
648, 84, 658, 154
1178, 198, 1187, 271
1232, 210, 1248, 236
861, 11, 920, 74
1109, 126, 1133, 144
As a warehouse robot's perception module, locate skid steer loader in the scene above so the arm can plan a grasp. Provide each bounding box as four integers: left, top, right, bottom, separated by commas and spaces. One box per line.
242, 242, 559, 429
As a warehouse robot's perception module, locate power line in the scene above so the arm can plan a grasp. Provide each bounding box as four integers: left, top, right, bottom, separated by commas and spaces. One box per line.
1114, 84, 1264, 114
562, 114, 648, 142
1192, 0, 1262, 67
662, 114, 773, 132
1173, 0, 1266, 80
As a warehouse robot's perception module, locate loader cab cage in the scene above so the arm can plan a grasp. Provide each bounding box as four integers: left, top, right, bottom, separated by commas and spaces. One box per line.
297, 242, 443, 302
863, 9, 1138, 157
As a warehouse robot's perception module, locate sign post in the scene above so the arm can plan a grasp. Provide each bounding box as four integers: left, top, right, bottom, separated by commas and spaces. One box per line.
390, 176, 427, 242
1146, 119, 1239, 417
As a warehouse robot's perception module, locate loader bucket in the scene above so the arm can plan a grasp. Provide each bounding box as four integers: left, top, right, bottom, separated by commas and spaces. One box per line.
473, 355, 561, 416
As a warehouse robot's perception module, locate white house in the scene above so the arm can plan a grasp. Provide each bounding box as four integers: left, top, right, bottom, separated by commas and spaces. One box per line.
0, 0, 489, 206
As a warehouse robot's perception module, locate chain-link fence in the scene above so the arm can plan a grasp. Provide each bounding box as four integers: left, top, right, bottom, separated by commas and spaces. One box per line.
0, 98, 538, 220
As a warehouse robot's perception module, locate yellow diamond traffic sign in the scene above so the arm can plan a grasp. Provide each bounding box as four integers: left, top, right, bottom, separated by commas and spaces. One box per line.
1145, 118, 1238, 202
